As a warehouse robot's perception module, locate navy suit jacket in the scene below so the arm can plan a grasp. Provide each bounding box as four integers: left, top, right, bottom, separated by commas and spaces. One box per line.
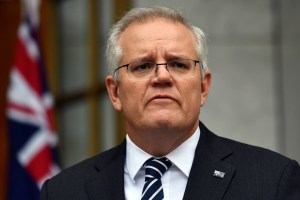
40, 122, 300, 199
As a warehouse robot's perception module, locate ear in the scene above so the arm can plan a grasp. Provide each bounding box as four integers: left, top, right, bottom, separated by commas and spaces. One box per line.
200, 71, 212, 107
105, 75, 123, 111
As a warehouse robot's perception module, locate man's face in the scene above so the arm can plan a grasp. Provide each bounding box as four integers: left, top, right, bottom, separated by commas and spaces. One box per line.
106, 19, 211, 146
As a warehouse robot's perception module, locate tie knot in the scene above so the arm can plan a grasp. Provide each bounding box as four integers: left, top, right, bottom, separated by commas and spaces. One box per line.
144, 157, 172, 180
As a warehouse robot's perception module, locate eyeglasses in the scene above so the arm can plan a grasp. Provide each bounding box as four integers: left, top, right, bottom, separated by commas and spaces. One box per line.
113, 58, 201, 80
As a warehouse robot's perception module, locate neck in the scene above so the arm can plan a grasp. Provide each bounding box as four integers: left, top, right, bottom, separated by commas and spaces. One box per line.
127, 123, 198, 157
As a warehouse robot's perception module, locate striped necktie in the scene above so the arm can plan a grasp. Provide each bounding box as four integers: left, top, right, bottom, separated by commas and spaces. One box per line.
141, 157, 172, 200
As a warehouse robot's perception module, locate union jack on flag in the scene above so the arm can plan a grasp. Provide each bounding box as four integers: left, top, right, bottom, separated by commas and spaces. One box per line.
7, 0, 59, 199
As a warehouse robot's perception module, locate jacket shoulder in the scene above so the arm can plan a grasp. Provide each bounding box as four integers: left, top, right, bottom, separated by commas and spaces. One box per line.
57, 142, 125, 179
200, 122, 294, 165
40, 142, 125, 199
220, 135, 292, 165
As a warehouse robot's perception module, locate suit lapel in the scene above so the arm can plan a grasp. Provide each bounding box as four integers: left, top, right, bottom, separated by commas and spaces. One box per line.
83, 122, 236, 200
85, 142, 126, 200
183, 122, 236, 200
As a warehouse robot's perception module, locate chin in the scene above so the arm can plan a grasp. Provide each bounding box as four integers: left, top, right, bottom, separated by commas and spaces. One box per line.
148, 115, 182, 130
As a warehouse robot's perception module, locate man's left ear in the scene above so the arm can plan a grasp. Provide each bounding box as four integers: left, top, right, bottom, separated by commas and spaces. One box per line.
200, 71, 211, 107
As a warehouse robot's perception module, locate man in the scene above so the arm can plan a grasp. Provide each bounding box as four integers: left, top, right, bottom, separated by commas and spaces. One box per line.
41, 6, 300, 200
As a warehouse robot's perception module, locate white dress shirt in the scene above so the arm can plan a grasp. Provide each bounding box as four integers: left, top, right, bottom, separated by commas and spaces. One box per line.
124, 127, 200, 200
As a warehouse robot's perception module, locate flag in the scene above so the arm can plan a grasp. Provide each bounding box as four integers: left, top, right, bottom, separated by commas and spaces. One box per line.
6, 0, 59, 199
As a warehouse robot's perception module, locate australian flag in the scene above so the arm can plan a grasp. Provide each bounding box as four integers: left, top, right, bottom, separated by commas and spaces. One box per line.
6, 0, 59, 199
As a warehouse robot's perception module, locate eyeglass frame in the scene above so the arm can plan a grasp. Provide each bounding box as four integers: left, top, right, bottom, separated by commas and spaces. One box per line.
113, 58, 204, 80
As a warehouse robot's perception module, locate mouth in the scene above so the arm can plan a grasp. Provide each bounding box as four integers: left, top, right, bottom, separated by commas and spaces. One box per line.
148, 94, 177, 104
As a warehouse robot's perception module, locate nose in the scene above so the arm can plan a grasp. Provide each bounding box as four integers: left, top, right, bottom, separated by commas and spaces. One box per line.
151, 64, 173, 86
155, 63, 169, 75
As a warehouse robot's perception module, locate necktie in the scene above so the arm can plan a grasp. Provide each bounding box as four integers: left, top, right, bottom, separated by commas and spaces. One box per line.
141, 157, 172, 200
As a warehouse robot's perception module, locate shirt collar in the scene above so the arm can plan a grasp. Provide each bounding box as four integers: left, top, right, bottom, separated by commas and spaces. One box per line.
125, 127, 200, 182
125, 135, 152, 183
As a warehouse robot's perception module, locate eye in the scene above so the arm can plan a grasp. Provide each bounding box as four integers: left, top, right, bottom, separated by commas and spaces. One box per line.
175, 62, 187, 68
129, 62, 154, 73
136, 63, 152, 71
169, 60, 189, 69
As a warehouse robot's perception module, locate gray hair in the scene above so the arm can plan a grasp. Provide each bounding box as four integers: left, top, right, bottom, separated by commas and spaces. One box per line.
106, 6, 208, 79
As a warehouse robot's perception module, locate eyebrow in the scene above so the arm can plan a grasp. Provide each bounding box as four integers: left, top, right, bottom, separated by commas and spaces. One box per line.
129, 53, 190, 63
165, 54, 189, 61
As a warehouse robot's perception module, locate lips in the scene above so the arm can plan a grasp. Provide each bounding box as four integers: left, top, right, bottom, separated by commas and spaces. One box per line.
148, 94, 178, 104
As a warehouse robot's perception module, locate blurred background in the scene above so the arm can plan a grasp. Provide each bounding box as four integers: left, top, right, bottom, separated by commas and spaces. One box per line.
0, 0, 299, 199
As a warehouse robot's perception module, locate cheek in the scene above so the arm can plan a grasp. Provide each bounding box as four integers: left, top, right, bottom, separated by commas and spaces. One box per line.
119, 84, 144, 111
181, 82, 202, 108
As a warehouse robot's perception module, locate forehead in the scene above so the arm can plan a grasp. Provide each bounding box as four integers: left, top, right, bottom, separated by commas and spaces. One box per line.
118, 18, 197, 62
